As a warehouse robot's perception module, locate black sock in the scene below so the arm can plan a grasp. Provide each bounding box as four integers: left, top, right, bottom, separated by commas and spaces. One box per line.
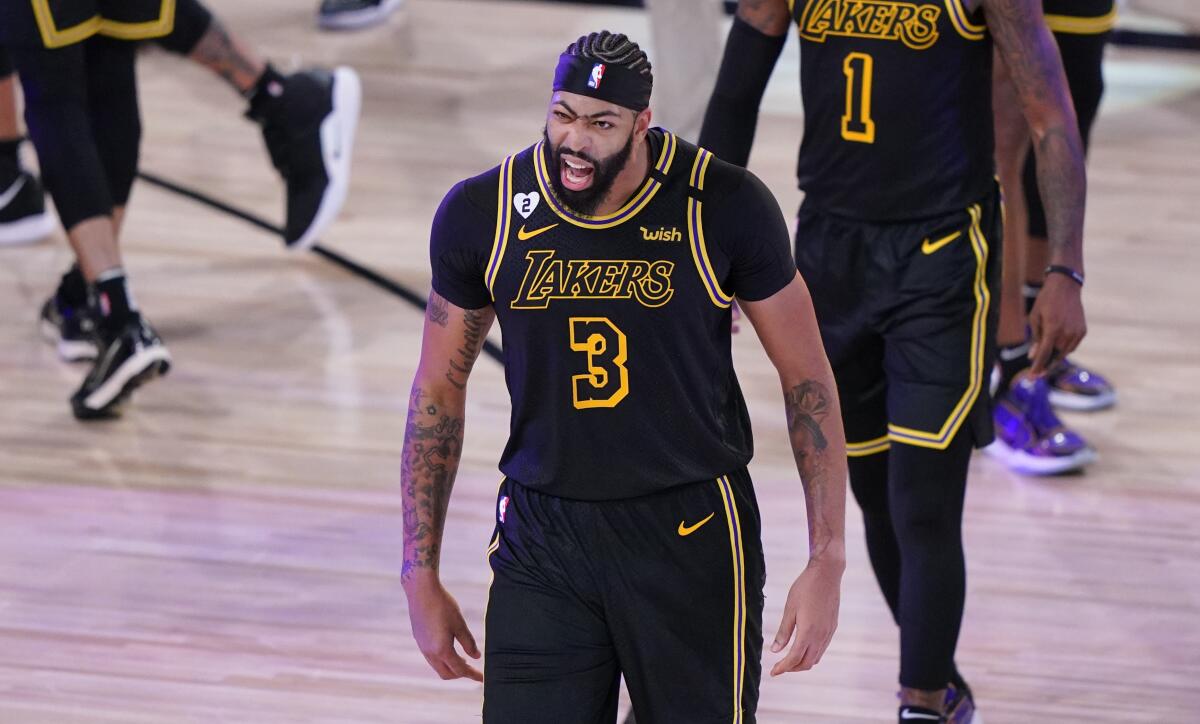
91, 268, 138, 332
245, 64, 287, 122
995, 341, 1031, 396
1022, 281, 1042, 316
55, 265, 90, 310
0, 136, 20, 166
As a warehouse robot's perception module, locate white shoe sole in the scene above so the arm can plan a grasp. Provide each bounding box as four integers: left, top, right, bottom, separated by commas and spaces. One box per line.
289, 67, 362, 252
983, 439, 1097, 476
0, 210, 56, 246
1048, 388, 1116, 412
83, 344, 172, 412
317, 0, 403, 30
40, 318, 98, 362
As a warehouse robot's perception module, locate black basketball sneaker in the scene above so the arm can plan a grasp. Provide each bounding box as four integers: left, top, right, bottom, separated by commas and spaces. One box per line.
252, 67, 361, 251
0, 169, 55, 246
71, 315, 171, 420
40, 296, 99, 362
317, 0, 403, 30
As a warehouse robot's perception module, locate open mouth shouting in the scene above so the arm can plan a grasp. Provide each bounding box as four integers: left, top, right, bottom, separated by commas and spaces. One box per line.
561, 154, 596, 191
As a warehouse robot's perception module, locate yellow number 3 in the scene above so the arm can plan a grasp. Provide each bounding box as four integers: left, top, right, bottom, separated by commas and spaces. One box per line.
569, 317, 629, 409
841, 52, 876, 144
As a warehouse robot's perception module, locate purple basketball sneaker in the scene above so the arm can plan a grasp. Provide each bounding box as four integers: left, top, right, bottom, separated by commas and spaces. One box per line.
1046, 357, 1116, 411
987, 374, 1096, 475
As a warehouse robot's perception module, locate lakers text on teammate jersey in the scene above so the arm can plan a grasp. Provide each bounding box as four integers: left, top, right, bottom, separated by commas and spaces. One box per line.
799, 0, 941, 50
510, 250, 675, 310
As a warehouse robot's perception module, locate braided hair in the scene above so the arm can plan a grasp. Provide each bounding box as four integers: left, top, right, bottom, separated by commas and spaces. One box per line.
564, 31, 653, 88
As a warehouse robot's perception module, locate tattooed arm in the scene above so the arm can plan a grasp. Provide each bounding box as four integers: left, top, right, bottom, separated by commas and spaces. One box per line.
402, 290, 495, 682
740, 273, 847, 676
983, 0, 1088, 372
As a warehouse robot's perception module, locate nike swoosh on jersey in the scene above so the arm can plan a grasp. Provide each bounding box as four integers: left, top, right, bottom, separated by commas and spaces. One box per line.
899, 710, 943, 721
677, 512, 715, 537
921, 230, 961, 255
0, 175, 28, 210
516, 223, 558, 241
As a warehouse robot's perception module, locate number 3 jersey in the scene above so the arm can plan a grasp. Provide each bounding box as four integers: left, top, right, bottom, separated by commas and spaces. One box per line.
430, 131, 796, 500
793, 0, 995, 221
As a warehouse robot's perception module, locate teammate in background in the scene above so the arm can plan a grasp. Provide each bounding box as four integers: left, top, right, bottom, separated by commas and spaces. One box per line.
701, 0, 1088, 720
0, 0, 360, 419
402, 31, 847, 723
0, 56, 54, 246
989, 0, 1116, 475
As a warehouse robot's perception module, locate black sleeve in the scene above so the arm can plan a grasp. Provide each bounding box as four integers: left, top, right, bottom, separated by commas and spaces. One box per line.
698, 15, 787, 168
429, 180, 494, 310
705, 169, 796, 302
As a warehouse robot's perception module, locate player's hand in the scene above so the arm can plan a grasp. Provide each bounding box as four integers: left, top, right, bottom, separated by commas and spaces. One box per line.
769, 559, 842, 676
1028, 273, 1087, 375
404, 576, 483, 682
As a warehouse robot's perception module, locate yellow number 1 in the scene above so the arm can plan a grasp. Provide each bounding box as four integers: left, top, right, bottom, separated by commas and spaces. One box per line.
841, 52, 876, 144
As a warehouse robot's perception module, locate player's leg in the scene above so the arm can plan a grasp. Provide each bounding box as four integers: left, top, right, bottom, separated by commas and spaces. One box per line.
990, 48, 1094, 475
1020, 28, 1114, 412
11, 38, 169, 418
0, 46, 55, 246
484, 480, 621, 724
156, 0, 362, 250
881, 192, 1005, 721
607, 470, 765, 723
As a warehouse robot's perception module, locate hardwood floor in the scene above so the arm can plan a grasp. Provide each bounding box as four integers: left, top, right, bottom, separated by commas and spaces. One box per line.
0, 1, 1198, 721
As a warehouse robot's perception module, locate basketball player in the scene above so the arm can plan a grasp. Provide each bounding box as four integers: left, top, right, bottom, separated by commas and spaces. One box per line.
701, 0, 1088, 720
989, 0, 1116, 474
0, 52, 54, 246
402, 31, 847, 723
0, 0, 360, 418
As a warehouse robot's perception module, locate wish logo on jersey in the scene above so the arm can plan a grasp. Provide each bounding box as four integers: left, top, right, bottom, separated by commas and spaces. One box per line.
510, 250, 675, 310
798, 0, 941, 50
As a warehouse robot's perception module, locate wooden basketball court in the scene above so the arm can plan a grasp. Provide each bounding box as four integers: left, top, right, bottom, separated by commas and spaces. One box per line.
1, 0, 1198, 721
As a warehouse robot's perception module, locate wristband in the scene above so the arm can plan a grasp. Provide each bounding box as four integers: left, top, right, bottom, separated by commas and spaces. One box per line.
1045, 265, 1084, 287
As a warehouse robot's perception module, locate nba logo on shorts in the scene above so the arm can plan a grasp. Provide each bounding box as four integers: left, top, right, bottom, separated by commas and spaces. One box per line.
588, 63, 606, 89
498, 495, 510, 523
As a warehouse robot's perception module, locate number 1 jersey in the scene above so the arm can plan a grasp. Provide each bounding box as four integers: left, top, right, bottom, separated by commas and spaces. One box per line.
793, 0, 995, 221
429, 131, 796, 500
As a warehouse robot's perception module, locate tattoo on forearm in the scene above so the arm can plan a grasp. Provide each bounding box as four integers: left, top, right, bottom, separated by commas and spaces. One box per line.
785, 380, 837, 556
401, 387, 464, 583
189, 20, 263, 95
427, 295, 449, 327
445, 309, 488, 390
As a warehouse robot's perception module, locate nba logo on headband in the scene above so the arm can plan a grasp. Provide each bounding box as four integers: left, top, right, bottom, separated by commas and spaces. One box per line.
588, 63, 606, 89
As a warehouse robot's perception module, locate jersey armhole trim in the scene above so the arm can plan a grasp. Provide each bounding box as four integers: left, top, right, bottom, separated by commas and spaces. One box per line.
687, 149, 735, 309
485, 155, 517, 301
944, 0, 987, 41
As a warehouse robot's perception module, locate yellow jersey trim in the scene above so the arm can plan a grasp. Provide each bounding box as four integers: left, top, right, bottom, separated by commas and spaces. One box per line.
847, 435, 891, 457
888, 204, 990, 449
944, 0, 986, 41
717, 476, 747, 724
1045, 8, 1118, 35
32, 0, 176, 49
687, 149, 735, 309
485, 155, 516, 301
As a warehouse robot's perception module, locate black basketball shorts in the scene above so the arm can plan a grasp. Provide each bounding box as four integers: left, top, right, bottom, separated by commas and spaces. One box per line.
795, 185, 1002, 458
0, 0, 175, 49
483, 469, 765, 724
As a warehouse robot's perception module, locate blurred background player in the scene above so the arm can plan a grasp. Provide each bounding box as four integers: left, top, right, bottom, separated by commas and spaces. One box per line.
701, 0, 1089, 720
317, 0, 403, 31
0, 53, 53, 246
0, 0, 360, 419
989, 0, 1117, 475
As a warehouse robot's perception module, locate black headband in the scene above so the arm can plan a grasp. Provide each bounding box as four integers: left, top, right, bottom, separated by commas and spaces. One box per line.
552, 53, 652, 112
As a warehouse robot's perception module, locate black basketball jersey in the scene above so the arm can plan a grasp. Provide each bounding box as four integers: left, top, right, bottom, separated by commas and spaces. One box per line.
792, 0, 995, 221
429, 130, 796, 501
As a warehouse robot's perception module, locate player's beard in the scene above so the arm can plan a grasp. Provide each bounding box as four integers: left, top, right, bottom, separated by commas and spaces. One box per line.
543, 126, 635, 217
